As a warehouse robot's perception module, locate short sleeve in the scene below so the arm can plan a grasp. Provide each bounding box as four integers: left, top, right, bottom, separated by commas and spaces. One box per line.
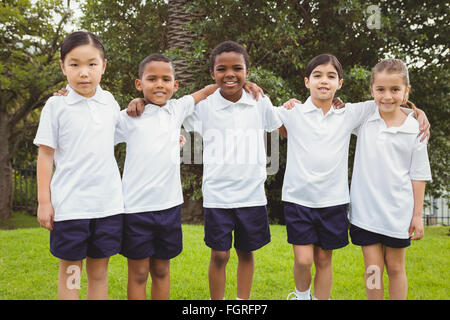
172, 95, 195, 126
261, 96, 282, 132
183, 101, 203, 135
345, 100, 378, 130
410, 137, 432, 181
273, 105, 291, 126
33, 99, 58, 149
114, 110, 128, 145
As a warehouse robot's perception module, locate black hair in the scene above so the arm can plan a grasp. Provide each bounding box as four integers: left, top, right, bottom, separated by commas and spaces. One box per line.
60, 31, 106, 62
305, 54, 343, 80
209, 41, 250, 72
138, 53, 174, 79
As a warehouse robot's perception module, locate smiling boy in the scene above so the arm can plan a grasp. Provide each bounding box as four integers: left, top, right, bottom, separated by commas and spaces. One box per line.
182, 41, 282, 300
115, 53, 218, 300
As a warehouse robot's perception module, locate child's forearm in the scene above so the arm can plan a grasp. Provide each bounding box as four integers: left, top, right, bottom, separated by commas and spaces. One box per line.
37, 146, 55, 204
411, 180, 426, 217
190, 84, 218, 105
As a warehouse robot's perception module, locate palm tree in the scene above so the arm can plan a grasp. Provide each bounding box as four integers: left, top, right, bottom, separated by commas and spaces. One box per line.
167, 0, 198, 86
167, 0, 203, 222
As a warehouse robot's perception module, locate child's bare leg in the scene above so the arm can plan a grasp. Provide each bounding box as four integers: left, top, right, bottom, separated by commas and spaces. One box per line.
292, 244, 314, 292
362, 244, 385, 300
235, 249, 254, 299
385, 247, 407, 300
313, 246, 333, 300
149, 258, 170, 300
209, 249, 230, 300
85, 256, 110, 300
58, 259, 82, 300
127, 258, 150, 300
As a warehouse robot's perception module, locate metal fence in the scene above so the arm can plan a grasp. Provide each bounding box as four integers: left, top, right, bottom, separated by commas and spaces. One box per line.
423, 196, 450, 226
11, 167, 450, 226
12, 167, 37, 213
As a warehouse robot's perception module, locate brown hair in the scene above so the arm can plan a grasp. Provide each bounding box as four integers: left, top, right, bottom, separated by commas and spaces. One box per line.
60, 31, 105, 62
305, 54, 343, 80
138, 53, 174, 79
370, 58, 417, 114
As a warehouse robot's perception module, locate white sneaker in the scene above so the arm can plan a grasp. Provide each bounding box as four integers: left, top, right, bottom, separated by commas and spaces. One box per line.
286, 291, 312, 300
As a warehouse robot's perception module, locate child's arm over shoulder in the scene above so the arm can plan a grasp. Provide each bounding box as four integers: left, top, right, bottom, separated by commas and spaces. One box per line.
345, 100, 378, 129
260, 95, 282, 132
413, 108, 430, 142
190, 84, 218, 105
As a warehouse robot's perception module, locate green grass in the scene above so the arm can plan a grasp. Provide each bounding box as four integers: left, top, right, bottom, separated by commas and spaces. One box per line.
0, 212, 449, 299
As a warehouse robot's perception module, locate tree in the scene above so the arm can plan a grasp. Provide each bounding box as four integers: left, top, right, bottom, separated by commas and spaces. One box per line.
0, 0, 71, 219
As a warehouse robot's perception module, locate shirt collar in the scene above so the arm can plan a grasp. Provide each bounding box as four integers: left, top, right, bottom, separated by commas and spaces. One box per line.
64, 85, 107, 105
213, 88, 257, 110
301, 96, 339, 114
397, 108, 419, 133
143, 100, 173, 115
368, 107, 419, 134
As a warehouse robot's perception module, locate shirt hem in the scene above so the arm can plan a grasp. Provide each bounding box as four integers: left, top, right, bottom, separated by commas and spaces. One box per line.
53, 208, 124, 222
33, 138, 56, 149
203, 200, 267, 209
349, 219, 409, 239
123, 200, 184, 214
410, 176, 432, 182
281, 196, 349, 208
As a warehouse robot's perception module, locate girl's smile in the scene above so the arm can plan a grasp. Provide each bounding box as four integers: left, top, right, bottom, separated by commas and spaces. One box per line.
304, 63, 343, 111
371, 71, 410, 114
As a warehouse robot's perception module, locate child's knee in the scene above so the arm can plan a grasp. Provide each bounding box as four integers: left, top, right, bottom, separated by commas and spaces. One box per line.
128, 261, 150, 284
314, 255, 332, 270
211, 250, 230, 268
385, 261, 405, 278
294, 255, 313, 270
150, 263, 170, 280
87, 268, 108, 282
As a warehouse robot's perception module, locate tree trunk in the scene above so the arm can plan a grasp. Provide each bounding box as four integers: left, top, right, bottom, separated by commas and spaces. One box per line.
0, 113, 12, 220
167, 0, 198, 86
168, 0, 204, 223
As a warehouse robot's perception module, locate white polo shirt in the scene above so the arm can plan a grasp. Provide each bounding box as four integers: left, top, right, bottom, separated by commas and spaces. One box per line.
349, 108, 432, 239
276, 97, 377, 208
183, 89, 282, 208
115, 95, 195, 213
33, 86, 124, 222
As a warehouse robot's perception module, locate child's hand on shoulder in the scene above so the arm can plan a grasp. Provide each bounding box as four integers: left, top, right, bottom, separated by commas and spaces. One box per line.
180, 135, 186, 147
282, 98, 302, 110
332, 97, 345, 109
127, 98, 146, 117
243, 82, 264, 100
53, 88, 69, 96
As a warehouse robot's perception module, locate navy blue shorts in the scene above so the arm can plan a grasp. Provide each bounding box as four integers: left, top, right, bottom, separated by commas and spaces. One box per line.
283, 202, 349, 250
121, 205, 183, 260
50, 214, 123, 261
350, 224, 411, 248
203, 206, 271, 252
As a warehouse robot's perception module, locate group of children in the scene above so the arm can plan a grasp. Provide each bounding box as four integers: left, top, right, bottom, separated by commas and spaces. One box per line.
34, 31, 431, 300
